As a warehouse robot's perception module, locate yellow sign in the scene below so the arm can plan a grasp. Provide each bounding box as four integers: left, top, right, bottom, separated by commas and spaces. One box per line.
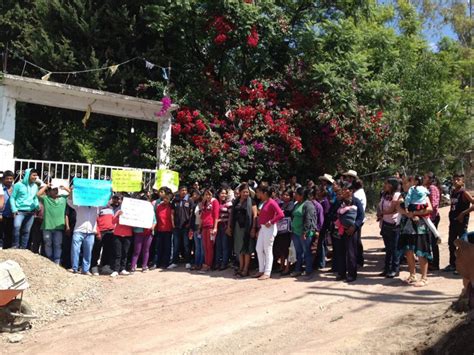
111, 170, 143, 192
153, 169, 179, 192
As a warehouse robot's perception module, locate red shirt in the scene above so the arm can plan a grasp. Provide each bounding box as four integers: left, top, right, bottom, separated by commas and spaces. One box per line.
428, 184, 440, 220
112, 211, 133, 237
156, 202, 173, 232
258, 198, 284, 226
200, 198, 220, 228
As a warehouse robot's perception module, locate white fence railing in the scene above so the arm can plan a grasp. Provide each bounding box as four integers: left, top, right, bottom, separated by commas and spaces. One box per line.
13, 159, 157, 191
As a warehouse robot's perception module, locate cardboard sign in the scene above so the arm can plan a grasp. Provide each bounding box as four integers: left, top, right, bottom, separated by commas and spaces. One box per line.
119, 197, 154, 229
153, 169, 179, 192
72, 178, 112, 207
111, 170, 143, 192
51, 178, 70, 196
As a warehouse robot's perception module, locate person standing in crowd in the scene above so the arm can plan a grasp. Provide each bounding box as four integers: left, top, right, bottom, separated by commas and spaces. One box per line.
170, 186, 194, 270
290, 188, 318, 279
287, 175, 301, 192
274, 190, 294, 276
189, 190, 204, 270
278, 178, 287, 197
152, 189, 175, 270
10, 168, 41, 249
398, 176, 434, 286
350, 177, 366, 268
93, 194, 121, 275
130, 196, 156, 274
68, 188, 99, 275
215, 188, 232, 270
315, 187, 330, 269
199, 188, 219, 273
444, 173, 474, 273
227, 183, 257, 278
254, 186, 284, 280
111, 201, 134, 277
37, 183, 70, 264
308, 189, 324, 259
336, 182, 365, 283
0, 171, 15, 249
377, 177, 401, 278
319, 174, 336, 204
423, 172, 441, 271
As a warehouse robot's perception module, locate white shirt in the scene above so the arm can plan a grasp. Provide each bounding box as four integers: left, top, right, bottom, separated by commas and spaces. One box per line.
354, 188, 367, 212
67, 199, 99, 234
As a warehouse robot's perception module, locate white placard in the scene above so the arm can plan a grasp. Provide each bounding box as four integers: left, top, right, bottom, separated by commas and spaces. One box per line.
51, 178, 70, 196
119, 197, 154, 229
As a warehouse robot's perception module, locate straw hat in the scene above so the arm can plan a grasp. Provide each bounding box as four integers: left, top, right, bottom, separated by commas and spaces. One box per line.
318, 174, 335, 184
343, 169, 358, 178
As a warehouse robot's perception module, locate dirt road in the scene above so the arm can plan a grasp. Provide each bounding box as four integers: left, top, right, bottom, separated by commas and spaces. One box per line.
3, 206, 472, 354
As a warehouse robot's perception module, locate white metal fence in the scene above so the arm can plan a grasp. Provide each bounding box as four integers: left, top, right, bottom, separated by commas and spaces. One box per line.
13, 159, 157, 191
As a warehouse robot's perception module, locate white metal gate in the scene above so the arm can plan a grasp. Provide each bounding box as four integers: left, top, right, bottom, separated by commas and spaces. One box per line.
13, 159, 157, 191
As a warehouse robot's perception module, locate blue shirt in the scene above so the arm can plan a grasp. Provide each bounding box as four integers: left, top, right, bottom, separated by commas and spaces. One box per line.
2, 185, 13, 217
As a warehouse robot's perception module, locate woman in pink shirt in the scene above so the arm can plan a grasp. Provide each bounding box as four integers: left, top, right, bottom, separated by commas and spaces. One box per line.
255, 185, 284, 280
200, 187, 219, 273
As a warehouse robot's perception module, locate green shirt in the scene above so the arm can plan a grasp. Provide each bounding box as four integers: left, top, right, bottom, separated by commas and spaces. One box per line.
40, 196, 67, 230
292, 202, 304, 236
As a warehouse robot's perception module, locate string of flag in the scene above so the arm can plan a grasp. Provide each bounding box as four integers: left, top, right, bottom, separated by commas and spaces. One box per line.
3, 50, 172, 83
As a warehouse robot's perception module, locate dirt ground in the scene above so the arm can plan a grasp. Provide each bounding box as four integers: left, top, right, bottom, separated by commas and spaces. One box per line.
1, 206, 473, 354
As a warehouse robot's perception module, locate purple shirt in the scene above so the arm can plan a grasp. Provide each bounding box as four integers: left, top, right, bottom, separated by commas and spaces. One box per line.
311, 200, 325, 231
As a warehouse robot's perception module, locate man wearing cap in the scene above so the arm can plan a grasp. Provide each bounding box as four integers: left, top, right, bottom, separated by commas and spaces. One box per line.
336, 182, 365, 282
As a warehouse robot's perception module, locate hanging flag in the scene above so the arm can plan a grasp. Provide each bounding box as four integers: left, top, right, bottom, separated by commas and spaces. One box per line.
161, 68, 169, 81
82, 105, 92, 127
145, 60, 155, 70
108, 64, 119, 75
41, 72, 51, 81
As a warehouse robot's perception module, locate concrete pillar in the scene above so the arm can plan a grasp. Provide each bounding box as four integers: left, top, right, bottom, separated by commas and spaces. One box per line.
156, 112, 172, 169
0, 86, 16, 172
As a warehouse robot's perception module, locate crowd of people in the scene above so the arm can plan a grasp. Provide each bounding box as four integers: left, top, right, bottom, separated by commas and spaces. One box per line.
0, 168, 473, 287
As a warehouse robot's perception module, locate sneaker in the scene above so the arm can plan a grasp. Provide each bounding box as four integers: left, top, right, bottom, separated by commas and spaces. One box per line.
290, 271, 302, 277
110, 271, 119, 278
149, 265, 157, 271
130, 269, 136, 275
92, 272, 100, 276
142, 268, 148, 273
185, 263, 192, 270
120, 270, 130, 275
167, 263, 178, 270
82, 271, 92, 276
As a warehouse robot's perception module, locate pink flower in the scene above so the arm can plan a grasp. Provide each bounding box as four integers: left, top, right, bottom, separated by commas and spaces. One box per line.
156, 96, 173, 117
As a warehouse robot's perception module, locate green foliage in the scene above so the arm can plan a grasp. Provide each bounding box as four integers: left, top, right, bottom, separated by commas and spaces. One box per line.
0, 0, 472, 184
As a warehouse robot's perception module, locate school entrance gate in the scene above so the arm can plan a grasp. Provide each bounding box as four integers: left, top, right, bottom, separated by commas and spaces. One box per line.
0, 74, 177, 172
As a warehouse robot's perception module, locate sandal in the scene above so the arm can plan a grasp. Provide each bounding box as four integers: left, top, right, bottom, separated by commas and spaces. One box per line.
413, 278, 428, 287
404, 274, 417, 284
236, 270, 249, 278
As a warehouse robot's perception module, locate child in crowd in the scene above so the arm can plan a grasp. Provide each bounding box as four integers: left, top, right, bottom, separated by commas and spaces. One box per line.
152, 189, 174, 269
336, 204, 358, 236
199, 188, 219, 273
111, 198, 134, 277
130, 196, 156, 273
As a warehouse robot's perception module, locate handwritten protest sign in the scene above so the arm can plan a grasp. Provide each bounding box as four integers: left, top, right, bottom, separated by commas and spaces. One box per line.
51, 178, 70, 196
153, 169, 179, 192
119, 197, 154, 229
73, 178, 112, 207
111, 170, 143, 192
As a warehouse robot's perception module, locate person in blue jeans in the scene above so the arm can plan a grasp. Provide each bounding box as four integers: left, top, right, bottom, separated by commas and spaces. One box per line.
68, 192, 99, 275
9, 168, 41, 249
290, 188, 318, 279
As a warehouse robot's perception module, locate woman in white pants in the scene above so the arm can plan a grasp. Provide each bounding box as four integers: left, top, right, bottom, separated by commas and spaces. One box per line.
254, 186, 284, 280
